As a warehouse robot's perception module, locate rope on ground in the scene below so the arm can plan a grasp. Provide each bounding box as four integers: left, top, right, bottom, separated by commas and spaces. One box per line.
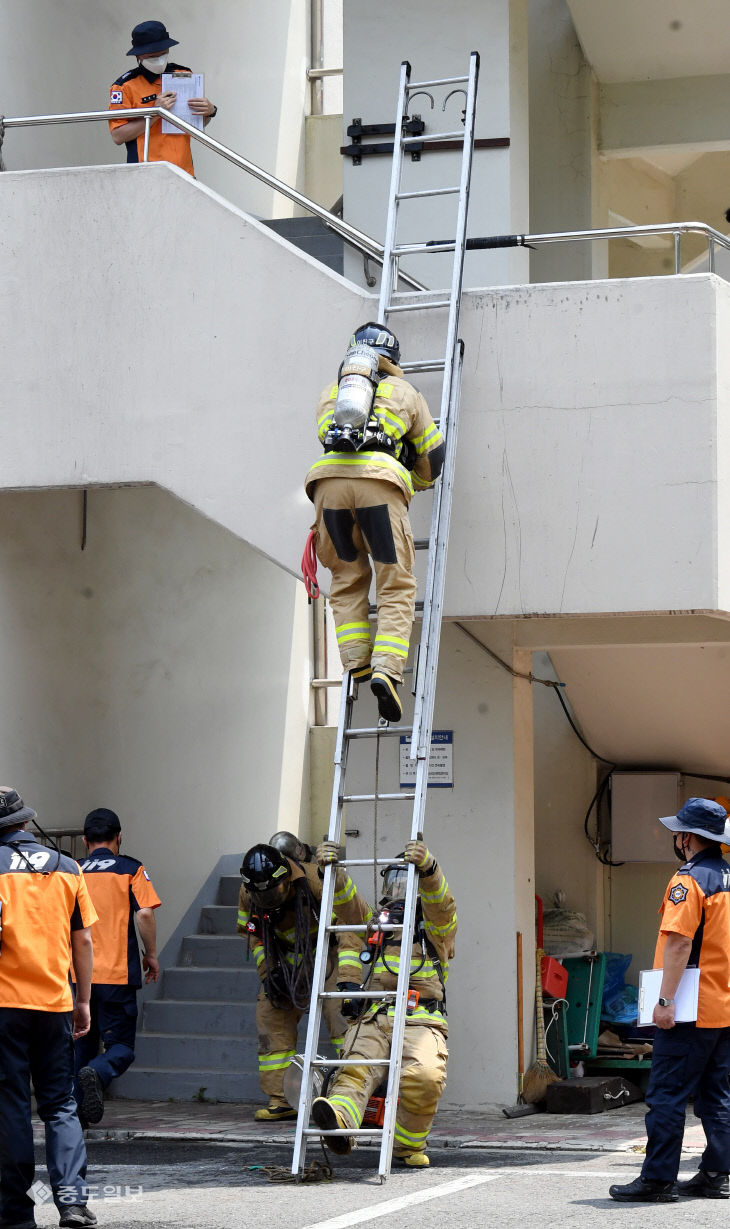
258, 1148, 334, 1184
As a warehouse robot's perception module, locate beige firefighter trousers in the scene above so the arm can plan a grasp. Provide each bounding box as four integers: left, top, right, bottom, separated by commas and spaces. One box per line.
327, 1013, 448, 1157
312, 477, 417, 683
257, 957, 345, 1108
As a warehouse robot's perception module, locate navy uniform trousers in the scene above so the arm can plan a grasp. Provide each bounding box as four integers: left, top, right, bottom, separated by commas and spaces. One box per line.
642, 1021, 730, 1181
0, 1008, 87, 1223
73, 984, 138, 1095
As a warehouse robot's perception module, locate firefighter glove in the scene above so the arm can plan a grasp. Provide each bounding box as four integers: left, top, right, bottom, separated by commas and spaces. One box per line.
316, 840, 341, 867
337, 981, 363, 1019
404, 840, 436, 877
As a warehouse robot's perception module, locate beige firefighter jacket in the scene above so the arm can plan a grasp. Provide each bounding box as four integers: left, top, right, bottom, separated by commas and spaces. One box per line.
305, 355, 444, 505
237, 858, 372, 983
339, 859, 457, 1034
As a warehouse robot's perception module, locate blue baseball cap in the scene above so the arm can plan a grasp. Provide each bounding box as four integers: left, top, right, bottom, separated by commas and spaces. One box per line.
659, 797, 730, 844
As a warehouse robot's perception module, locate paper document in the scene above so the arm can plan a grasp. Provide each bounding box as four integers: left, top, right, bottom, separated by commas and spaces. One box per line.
161, 72, 204, 134
638, 967, 700, 1025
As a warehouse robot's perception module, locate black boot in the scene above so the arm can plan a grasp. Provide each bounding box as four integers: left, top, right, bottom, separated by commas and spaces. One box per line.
677, 1169, 730, 1198
609, 1176, 678, 1202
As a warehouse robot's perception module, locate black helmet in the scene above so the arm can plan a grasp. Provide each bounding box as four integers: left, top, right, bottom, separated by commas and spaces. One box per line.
380, 859, 409, 906
240, 843, 292, 909
269, 831, 312, 862
0, 787, 37, 831
352, 322, 400, 366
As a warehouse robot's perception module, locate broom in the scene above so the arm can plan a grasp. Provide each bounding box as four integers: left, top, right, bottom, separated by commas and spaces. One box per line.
521, 945, 561, 1104
503, 930, 538, 1117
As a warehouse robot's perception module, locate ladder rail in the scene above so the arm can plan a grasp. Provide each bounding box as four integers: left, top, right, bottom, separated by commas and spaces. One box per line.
293, 51, 478, 1183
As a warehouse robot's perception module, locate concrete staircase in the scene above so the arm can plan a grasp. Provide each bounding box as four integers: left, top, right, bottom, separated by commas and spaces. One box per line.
114, 874, 261, 1103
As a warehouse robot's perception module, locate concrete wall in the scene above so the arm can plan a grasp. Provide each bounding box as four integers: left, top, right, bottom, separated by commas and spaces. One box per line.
0, 0, 308, 219
0, 486, 309, 954
2, 165, 729, 624
527, 0, 596, 283
341, 0, 530, 291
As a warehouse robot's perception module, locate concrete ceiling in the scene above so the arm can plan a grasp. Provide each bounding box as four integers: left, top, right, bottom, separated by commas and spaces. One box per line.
548, 644, 730, 779
566, 0, 730, 82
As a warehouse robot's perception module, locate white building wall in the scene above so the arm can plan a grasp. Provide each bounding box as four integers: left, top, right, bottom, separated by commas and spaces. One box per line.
1, 0, 308, 219
0, 486, 309, 955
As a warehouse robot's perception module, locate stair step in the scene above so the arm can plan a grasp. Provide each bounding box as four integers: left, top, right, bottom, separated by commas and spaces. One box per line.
163, 967, 256, 1000
113, 1066, 262, 1103
180, 934, 251, 968
143, 998, 258, 1035
198, 905, 238, 935
134, 1031, 258, 1070
217, 875, 242, 906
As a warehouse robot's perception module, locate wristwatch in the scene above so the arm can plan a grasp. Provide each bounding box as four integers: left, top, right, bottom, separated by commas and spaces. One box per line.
658, 996, 675, 1007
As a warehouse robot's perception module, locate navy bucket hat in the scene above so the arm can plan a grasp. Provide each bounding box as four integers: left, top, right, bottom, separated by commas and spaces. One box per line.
659, 797, 730, 844
127, 20, 179, 57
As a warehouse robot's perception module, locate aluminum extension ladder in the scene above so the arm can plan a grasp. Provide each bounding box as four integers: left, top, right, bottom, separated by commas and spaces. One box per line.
292, 51, 480, 1182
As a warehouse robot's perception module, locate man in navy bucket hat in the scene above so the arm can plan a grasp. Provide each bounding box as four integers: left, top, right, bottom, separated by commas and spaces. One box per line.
108, 20, 216, 176
610, 797, 730, 1203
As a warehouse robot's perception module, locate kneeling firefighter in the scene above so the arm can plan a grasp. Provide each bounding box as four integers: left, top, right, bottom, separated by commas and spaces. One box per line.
238, 842, 371, 1121
305, 323, 444, 723
311, 840, 457, 1167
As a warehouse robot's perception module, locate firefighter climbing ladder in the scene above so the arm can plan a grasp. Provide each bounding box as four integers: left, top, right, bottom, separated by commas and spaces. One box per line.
292, 51, 480, 1181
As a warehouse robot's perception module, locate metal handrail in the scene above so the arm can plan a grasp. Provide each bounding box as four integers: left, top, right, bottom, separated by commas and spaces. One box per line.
4, 109, 729, 281
1, 106, 426, 291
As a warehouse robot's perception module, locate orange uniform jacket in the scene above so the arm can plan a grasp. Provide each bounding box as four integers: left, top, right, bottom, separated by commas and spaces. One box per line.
108, 62, 195, 176
0, 832, 97, 1012
655, 847, 730, 1027
79, 848, 161, 987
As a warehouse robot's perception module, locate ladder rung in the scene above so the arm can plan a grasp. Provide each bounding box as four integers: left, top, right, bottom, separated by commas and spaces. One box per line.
414, 539, 430, 549
395, 186, 460, 200
346, 726, 413, 738
342, 792, 415, 803
327, 922, 404, 932
338, 857, 408, 867
403, 131, 465, 145
311, 1057, 391, 1067
320, 990, 396, 1000
408, 74, 469, 90
399, 360, 446, 373
387, 300, 450, 313
392, 242, 440, 256
302, 1128, 382, 1137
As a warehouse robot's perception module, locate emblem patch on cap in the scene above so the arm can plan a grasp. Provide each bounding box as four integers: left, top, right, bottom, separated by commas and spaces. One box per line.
110, 90, 123, 104
668, 883, 688, 905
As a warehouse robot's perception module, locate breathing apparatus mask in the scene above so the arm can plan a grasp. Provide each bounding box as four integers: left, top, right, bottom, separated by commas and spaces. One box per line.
240, 843, 292, 913
376, 862, 411, 928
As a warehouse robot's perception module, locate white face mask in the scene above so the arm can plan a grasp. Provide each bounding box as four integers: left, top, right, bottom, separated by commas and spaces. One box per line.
141, 54, 168, 75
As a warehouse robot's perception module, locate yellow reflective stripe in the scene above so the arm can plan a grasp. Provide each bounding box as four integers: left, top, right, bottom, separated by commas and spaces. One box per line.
329, 1094, 362, 1127
336, 622, 371, 645
385, 1004, 445, 1022
318, 405, 335, 427
328, 384, 338, 399
333, 876, 357, 905
338, 956, 362, 975
411, 423, 443, 454
412, 472, 434, 490
394, 1123, 429, 1147
374, 635, 409, 649
421, 879, 449, 904
374, 407, 406, 435
308, 452, 414, 494
259, 1050, 296, 1071
373, 636, 409, 658
375, 381, 394, 397
425, 916, 457, 937
330, 1036, 344, 1049
237, 909, 249, 925
254, 947, 266, 965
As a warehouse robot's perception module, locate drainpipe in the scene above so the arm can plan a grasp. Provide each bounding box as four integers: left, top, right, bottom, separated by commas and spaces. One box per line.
310, 0, 324, 116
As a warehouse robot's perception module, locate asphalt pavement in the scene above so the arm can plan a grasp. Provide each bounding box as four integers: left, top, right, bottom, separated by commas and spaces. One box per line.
23, 1098, 716, 1228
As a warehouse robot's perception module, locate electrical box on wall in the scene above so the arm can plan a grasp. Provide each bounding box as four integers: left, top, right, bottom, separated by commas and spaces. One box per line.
611, 772, 682, 863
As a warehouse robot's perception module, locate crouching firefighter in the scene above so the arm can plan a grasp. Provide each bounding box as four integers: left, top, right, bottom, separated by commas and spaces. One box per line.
305, 323, 444, 724
238, 842, 372, 1121
311, 840, 457, 1167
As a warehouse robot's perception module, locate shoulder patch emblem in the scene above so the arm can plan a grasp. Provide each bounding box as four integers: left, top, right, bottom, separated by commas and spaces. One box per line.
110, 90, 123, 104
668, 883, 689, 905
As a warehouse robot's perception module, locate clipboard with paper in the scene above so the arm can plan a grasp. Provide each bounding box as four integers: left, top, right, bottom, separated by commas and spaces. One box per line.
161, 72, 204, 133
637, 967, 701, 1025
